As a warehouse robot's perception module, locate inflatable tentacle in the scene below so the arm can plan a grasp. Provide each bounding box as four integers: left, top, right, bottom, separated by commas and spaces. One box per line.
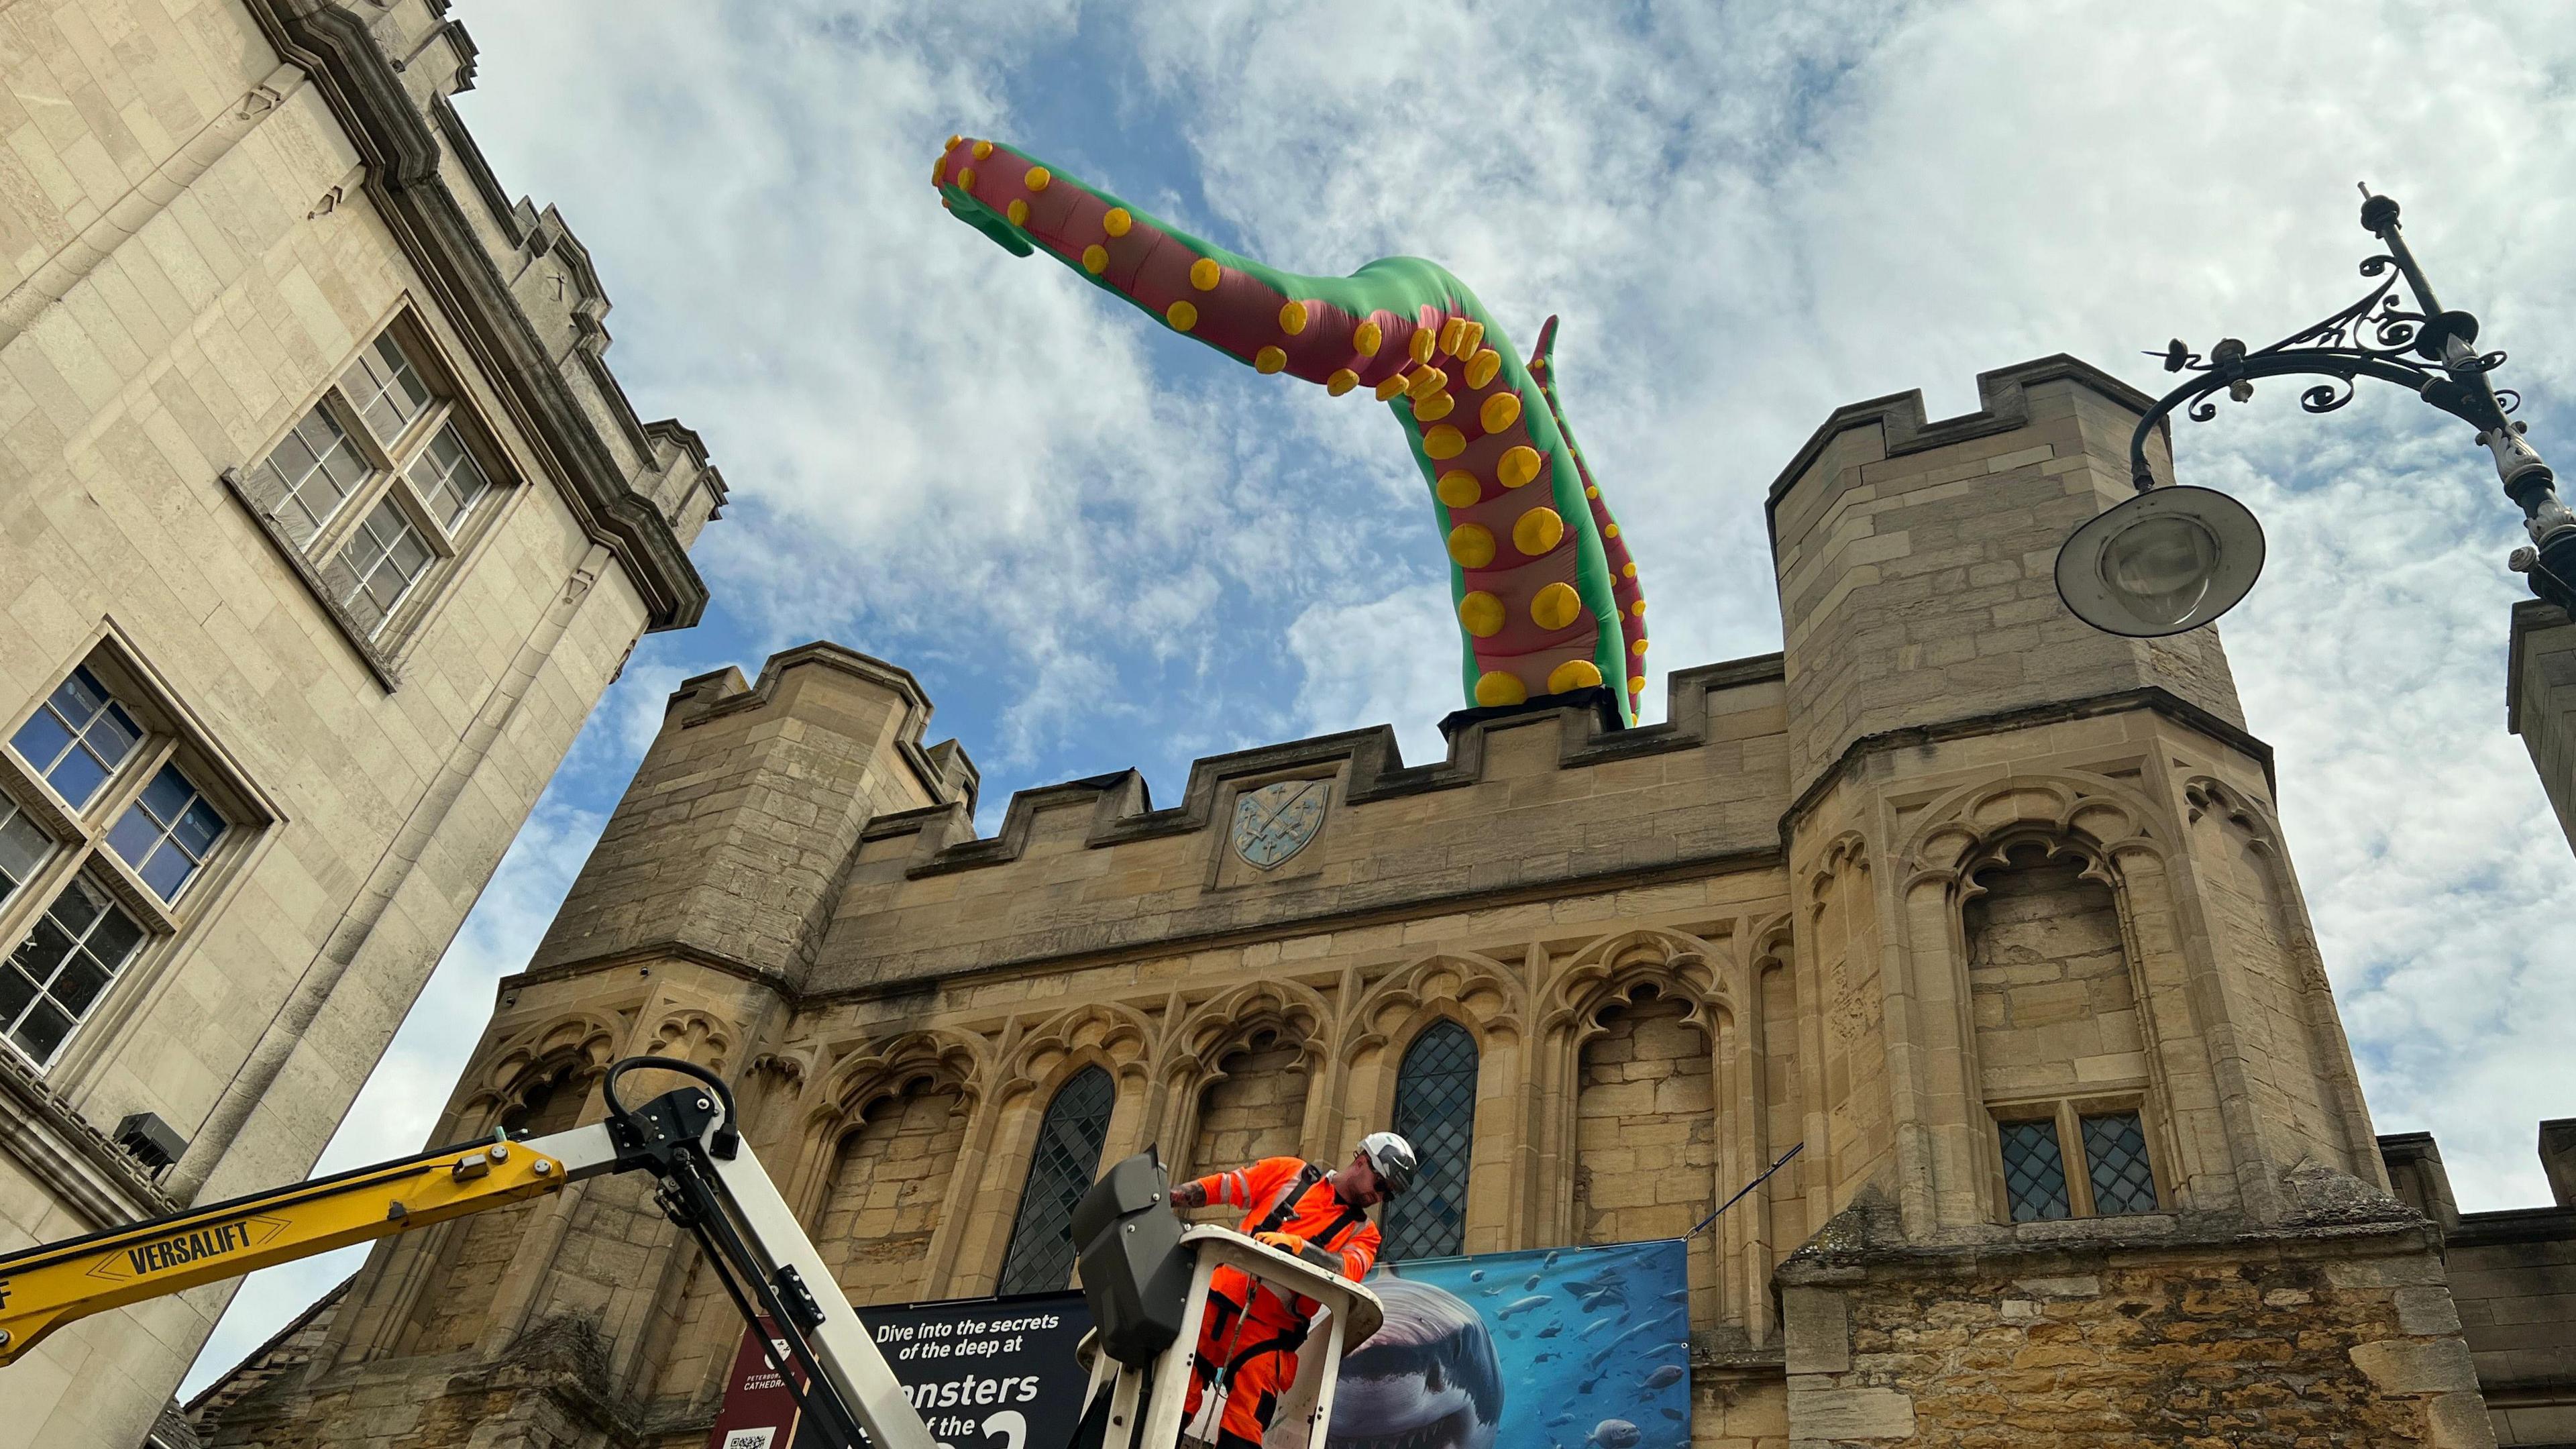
934, 136, 1647, 722
1526, 317, 1646, 702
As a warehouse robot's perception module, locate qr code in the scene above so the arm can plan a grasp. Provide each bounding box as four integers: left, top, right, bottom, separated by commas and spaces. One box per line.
722, 1430, 777, 1449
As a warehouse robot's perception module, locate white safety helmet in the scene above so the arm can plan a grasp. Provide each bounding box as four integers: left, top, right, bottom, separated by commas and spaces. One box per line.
1357, 1132, 1417, 1196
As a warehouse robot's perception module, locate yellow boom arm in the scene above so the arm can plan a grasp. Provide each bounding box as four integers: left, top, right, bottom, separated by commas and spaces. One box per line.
0, 1128, 608, 1366
0, 1058, 1378, 1449
0, 1056, 946, 1449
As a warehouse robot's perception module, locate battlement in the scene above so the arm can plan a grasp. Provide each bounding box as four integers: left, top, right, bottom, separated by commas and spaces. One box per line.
1765, 354, 2243, 796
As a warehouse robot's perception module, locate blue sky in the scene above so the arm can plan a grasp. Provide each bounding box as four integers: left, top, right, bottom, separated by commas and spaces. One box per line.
184, 0, 2576, 1395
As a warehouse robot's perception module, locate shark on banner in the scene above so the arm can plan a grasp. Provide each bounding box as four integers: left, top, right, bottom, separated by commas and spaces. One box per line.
934, 136, 1650, 725
1325, 1240, 1692, 1449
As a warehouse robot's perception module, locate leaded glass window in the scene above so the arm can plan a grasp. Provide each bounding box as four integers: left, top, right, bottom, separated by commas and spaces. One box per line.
11, 666, 142, 809
1381, 1020, 1479, 1261
1998, 1118, 2071, 1222
996, 1067, 1115, 1294
107, 764, 227, 902
2, 875, 144, 1066
2082, 1112, 2157, 1215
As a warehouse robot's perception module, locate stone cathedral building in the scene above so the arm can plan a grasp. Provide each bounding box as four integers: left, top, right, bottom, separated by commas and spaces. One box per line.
0, 2, 720, 1446
192, 358, 2576, 1449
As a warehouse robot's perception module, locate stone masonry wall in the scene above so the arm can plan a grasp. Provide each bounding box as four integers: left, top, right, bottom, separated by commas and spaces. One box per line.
1964, 851, 2143, 1104
1784, 1231, 2489, 1448
1189, 1037, 1309, 1182
1766, 359, 2245, 801
194, 357, 2487, 1449
1578, 994, 1721, 1325
815, 1084, 970, 1309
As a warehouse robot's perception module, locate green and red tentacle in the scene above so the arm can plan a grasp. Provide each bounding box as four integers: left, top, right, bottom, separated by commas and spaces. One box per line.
934, 136, 1648, 723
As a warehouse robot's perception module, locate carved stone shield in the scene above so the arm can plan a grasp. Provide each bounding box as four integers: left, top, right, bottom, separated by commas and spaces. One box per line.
1230, 780, 1329, 869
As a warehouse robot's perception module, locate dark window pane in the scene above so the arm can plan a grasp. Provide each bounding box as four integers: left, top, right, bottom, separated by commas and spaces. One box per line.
1382, 1020, 1480, 1261
50, 955, 109, 1016
2082, 1113, 2158, 1216
0, 808, 48, 898
87, 908, 143, 966
88, 703, 141, 765
48, 877, 103, 936
107, 806, 162, 867
11, 711, 72, 773
14, 999, 72, 1061
175, 800, 226, 857
138, 848, 195, 900
0, 967, 34, 1026
47, 749, 109, 809
995, 1067, 1116, 1295
5, 880, 144, 1067
2000, 1119, 2072, 1222
13, 918, 74, 981
138, 765, 192, 824
59, 667, 112, 716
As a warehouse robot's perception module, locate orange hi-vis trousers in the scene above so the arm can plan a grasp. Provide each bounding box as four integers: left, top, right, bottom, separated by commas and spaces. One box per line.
1181, 1279, 1307, 1449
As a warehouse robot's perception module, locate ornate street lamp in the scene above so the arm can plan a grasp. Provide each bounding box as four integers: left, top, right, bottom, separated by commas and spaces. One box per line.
2055, 186, 2576, 637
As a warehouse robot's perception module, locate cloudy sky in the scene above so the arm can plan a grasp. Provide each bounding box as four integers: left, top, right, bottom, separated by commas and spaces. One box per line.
184, 0, 2576, 1395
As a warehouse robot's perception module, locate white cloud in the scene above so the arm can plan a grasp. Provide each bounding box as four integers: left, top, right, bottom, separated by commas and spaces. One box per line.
1117, 0, 2576, 1210
1286, 582, 1463, 765
187, 0, 2576, 1396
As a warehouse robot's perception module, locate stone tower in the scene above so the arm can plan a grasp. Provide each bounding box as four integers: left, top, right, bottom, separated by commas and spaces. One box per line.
197, 360, 2508, 1449
1762, 359, 2479, 1446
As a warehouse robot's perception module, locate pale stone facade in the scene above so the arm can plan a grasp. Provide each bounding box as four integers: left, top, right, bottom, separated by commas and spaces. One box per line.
0, 1, 720, 1444
2509, 598, 2576, 854
190, 356, 2565, 1448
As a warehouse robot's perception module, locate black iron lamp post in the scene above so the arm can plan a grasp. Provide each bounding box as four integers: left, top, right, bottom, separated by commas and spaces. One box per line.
2054, 186, 2576, 637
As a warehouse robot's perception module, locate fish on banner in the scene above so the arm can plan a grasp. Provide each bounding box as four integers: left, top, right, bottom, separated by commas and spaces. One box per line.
1319, 1239, 1689, 1449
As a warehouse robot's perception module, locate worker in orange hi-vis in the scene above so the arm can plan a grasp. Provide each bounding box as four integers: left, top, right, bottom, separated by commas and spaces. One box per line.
1167, 1132, 1417, 1449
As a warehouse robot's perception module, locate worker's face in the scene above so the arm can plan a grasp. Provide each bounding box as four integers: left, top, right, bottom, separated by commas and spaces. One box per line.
1340, 1150, 1387, 1207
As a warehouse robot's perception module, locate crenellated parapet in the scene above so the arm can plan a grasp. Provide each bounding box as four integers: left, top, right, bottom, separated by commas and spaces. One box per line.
201, 353, 2497, 1449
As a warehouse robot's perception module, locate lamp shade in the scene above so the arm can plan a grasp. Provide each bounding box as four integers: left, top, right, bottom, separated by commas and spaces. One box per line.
2054, 486, 2266, 637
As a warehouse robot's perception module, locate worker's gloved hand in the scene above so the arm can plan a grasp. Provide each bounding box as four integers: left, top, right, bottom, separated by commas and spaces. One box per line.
1254, 1231, 1305, 1254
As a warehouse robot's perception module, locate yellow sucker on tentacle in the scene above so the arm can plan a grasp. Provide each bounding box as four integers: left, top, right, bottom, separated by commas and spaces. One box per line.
934, 136, 1649, 723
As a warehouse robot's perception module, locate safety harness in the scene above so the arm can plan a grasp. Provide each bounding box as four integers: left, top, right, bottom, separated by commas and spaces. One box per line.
1195, 1161, 1371, 1438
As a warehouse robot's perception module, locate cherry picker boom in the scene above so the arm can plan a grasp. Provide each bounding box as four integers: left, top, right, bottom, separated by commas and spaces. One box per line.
0, 1057, 1381, 1449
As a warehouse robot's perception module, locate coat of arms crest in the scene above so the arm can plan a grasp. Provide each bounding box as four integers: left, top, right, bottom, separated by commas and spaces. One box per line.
1230, 780, 1329, 869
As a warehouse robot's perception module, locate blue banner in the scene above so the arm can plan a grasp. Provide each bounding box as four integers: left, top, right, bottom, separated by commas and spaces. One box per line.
1325, 1240, 1690, 1449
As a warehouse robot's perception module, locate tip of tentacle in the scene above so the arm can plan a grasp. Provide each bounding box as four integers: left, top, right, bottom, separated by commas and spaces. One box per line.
1533, 314, 1560, 364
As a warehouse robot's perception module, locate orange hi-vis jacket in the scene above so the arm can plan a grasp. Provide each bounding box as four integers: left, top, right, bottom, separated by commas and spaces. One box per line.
1187, 1157, 1381, 1322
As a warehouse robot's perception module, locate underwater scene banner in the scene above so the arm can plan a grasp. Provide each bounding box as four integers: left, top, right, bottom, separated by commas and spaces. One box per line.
1324, 1239, 1690, 1449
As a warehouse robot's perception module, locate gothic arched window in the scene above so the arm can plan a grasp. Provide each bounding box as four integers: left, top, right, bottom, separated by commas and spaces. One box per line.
996, 1067, 1116, 1294
1380, 1020, 1479, 1261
